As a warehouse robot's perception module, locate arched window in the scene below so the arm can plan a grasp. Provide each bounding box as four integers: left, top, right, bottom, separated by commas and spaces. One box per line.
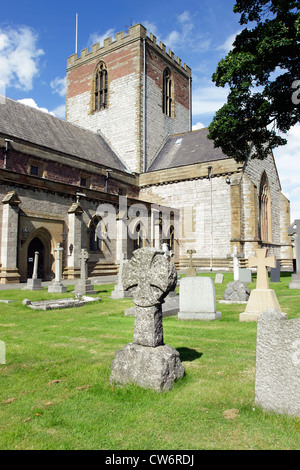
133, 222, 146, 251
93, 62, 108, 111
89, 216, 106, 252
259, 172, 272, 243
163, 67, 172, 117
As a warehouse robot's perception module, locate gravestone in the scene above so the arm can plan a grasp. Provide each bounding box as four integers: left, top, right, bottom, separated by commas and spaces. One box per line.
270, 259, 281, 283
255, 308, 300, 417
48, 244, 67, 293
23, 251, 43, 291
215, 273, 224, 284
288, 220, 300, 289
186, 249, 197, 277
74, 249, 94, 295
110, 247, 184, 392
227, 245, 243, 281
111, 254, 131, 299
239, 268, 252, 283
178, 276, 221, 320
222, 281, 250, 303
240, 249, 282, 322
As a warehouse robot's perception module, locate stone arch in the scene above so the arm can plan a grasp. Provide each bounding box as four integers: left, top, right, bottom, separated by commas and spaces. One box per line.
26, 227, 53, 280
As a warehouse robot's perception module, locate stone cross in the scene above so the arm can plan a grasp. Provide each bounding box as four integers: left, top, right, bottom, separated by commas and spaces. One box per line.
122, 247, 177, 347
288, 220, 300, 287
32, 251, 39, 280
186, 249, 197, 277
227, 245, 244, 281
79, 248, 89, 281
248, 248, 276, 290
54, 243, 64, 282
162, 243, 173, 260
110, 247, 184, 391
48, 243, 67, 293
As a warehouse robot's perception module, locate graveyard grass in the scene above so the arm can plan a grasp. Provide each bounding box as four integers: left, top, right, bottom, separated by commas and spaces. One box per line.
0, 273, 299, 450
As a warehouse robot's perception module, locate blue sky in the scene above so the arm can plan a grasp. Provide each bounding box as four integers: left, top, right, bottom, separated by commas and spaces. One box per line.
0, 0, 299, 220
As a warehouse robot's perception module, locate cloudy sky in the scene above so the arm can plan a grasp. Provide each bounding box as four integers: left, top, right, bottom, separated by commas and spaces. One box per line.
0, 0, 299, 220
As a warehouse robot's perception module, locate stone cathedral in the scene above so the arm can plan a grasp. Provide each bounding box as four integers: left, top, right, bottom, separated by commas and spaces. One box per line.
0, 24, 292, 284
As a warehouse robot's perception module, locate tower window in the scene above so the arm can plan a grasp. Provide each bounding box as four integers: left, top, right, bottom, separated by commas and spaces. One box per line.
94, 62, 108, 111
163, 68, 172, 117
259, 172, 272, 243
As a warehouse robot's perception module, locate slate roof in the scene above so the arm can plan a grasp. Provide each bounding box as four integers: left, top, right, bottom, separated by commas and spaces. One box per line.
147, 128, 230, 171
0, 97, 128, 172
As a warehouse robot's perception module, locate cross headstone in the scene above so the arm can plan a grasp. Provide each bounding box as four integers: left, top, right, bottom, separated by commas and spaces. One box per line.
74, 249, 94, 295
23, 251, 43, 291
186, 249, 197, 277
111, 253, 130, 299
227, 245, 244, 281
48, 243, 67, 293
110, 247, 184, 391
162, 243, 173, 260
248, 248, 276, 290
240, 248, 282, 322
288, 220, 300, 289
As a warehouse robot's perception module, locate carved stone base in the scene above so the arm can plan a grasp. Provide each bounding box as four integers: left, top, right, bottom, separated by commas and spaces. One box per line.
110, 342, 185, 392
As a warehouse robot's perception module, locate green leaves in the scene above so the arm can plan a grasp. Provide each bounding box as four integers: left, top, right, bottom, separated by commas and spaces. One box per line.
208, 0, 300, 162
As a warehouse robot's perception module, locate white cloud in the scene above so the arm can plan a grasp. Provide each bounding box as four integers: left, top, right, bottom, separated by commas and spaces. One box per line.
192, 122, 205, 130
217, 30, 242, 53
88, 28, 115, 48
192, 83, 229, 115
51, 104, 65, 119
17, 97, 54, 114
50, 76, 66, 97
0, 25, 44, 91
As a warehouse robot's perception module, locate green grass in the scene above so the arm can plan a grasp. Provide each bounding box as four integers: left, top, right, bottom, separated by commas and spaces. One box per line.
0, 274, 299, 450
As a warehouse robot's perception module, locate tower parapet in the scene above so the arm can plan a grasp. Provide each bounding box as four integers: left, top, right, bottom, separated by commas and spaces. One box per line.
67, 23, 191, 78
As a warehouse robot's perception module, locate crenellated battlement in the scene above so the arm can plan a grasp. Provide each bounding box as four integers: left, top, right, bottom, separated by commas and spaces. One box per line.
67, 23, 191, 76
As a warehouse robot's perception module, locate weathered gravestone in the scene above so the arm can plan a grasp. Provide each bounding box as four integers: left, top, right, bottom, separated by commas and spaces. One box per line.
110, 247, 184, 392
186, 249, 197, 277
288, 220, 300, 289
255, 308, 300, 417
111, 253, 131, 299
239, 268, 252, 283
215, 273, 224, 284
23, 251, 43, 291
48, 244, 67, 293
74, 249, 94, 296
240, 249, 282, 322
224, 246, 249, 302
178, 276, 221, 320
270, 259, 281, 283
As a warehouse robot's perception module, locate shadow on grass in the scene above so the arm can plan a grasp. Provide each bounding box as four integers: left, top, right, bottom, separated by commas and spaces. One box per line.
177, 347, 203, 362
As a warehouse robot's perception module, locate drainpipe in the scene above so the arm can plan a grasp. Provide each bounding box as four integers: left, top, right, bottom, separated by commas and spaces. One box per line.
143, 37, 146, 172
208, 166, 213, 271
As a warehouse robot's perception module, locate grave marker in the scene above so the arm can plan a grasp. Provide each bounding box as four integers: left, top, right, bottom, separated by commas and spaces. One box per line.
288, 220, 300, 289
110, 247, 184, 391
186, 249, 197, 277
240, 249, 282, 322
48, 243, 67, 293
74, 249, 94, 295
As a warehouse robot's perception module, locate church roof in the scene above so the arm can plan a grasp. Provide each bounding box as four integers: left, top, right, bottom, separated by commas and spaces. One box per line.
147, 128, 230, 171
0, 97, 128, 172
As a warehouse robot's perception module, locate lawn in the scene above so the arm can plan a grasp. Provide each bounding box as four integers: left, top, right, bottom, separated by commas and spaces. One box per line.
0, 273, 299, 450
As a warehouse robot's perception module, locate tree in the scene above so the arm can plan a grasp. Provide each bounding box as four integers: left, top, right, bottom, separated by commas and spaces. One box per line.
207, 0, 300, 162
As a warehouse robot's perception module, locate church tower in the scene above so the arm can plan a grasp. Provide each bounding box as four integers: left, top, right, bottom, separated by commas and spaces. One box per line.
66, 24, 192, 174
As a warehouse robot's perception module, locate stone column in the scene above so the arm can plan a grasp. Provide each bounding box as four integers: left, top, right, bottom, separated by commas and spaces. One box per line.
48, 244, 67, 293
0, 191, 21, 284
66, 202, 83, 279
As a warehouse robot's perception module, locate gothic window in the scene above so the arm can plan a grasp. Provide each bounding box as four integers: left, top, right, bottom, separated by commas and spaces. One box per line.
259, 172, 272, 243
89, 216, 105, 252
133, 222, 145, 251
93, 62, 108, 112
163, 67, 172, 117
